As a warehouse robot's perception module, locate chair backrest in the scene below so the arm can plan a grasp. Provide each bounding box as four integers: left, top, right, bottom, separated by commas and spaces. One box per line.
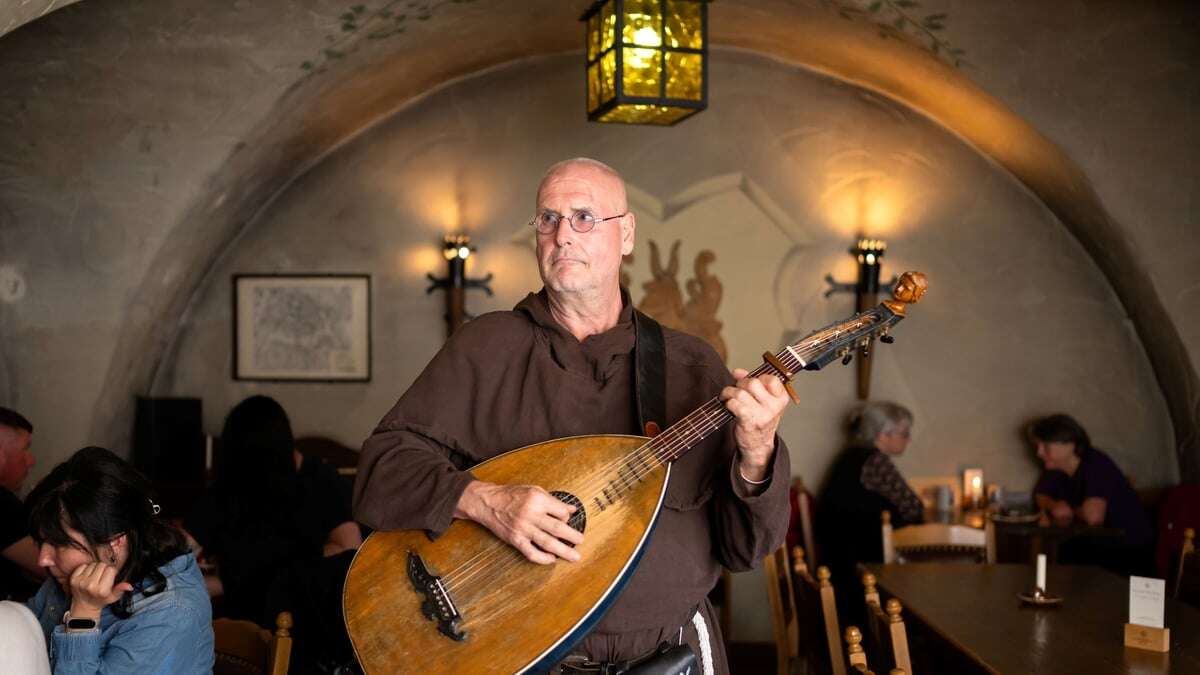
791, 553, 846, 675
860, 574, 913, 674
1175, 527, 1196, 602
844, 626, 869, 672
847, 628, 910, 674
882, 511, 986, 564
791, 477, 819, 568
1154, 484, 1200, 578
861, 572, 884, 666
764, 546, 799, 675
213, 611, 293, 675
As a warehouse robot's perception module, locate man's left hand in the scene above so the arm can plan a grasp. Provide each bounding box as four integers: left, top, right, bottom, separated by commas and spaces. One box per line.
721, 368, 791, 482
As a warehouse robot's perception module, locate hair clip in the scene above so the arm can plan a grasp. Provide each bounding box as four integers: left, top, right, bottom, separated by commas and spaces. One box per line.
148, 498, 162, 516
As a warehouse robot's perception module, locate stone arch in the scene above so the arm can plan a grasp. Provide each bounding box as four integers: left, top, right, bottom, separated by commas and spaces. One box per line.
71, 0, 1193, 479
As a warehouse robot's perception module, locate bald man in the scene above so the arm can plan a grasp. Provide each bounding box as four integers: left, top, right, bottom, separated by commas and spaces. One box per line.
0, 407, 43, 601
355, 158, 791, 674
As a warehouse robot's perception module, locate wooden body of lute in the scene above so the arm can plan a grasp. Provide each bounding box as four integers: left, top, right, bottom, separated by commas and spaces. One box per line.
344, 434, 669, 674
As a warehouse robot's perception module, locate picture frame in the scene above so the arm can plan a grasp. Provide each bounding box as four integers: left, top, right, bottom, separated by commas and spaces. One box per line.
233, 274, 371, 382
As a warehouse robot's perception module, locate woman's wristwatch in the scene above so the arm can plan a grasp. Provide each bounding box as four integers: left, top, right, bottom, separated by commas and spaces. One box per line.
62, 610, 98, 632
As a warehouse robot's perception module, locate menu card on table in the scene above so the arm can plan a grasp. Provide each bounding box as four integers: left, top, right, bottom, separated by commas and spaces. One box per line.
1128, 576, 1165, 629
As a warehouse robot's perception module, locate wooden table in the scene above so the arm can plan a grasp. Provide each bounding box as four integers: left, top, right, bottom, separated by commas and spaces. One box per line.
990, 519, 1126, 565
863, 563, 1200, 674
924, 508, 1127, 564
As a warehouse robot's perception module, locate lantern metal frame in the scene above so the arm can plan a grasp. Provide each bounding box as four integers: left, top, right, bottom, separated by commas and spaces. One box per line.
580, 0, 710, 126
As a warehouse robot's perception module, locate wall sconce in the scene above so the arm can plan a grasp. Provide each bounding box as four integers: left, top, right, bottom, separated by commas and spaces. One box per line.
581, 0, 708, 126
825, 238, 898, 400
426, 234, 493, 338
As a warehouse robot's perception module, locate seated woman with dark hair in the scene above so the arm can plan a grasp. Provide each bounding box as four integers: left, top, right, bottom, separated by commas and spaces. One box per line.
185, 395, 360, 623
24, 446, 213, 674
816, 401, 923, 612
1030, 413, 1152, 574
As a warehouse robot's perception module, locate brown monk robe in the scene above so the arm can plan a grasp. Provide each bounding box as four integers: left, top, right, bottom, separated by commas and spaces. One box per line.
354, 289, 790, 673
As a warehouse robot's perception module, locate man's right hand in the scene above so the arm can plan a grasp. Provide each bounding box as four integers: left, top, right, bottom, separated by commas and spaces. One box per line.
454, 481, 584, 565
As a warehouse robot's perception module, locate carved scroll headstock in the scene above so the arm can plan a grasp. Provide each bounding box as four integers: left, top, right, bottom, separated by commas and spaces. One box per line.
770, 271, 928, 374
881, 271, 928, 316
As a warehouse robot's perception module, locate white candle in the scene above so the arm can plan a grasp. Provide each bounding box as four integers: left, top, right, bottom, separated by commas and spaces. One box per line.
1036, 554, 1047, 591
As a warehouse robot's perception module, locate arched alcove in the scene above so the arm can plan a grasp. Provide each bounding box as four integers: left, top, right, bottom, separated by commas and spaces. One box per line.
157, 49, 1176, 495
0, 0, 1192, 480
84, 1, 1195, 478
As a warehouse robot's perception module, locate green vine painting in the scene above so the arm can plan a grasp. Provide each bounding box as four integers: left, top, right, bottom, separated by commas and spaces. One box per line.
818, 0, 967, 68
302, 0, 966, 75
301, 0, 479, 75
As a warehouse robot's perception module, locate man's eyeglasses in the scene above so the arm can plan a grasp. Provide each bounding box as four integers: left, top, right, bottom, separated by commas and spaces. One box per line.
530, 210, 627, 234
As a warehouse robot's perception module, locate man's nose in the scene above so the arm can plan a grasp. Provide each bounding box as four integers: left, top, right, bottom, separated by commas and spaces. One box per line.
553, 216, 577, 245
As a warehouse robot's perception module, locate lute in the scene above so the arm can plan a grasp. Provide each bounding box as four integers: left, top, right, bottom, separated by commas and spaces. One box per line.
343, 271, 929, 674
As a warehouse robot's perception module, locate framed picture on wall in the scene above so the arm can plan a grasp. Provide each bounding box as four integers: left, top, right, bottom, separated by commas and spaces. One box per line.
233, 274, 371, 382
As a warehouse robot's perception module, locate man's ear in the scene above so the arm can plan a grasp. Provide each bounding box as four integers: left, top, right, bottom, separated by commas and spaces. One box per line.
621, 212, 636, 256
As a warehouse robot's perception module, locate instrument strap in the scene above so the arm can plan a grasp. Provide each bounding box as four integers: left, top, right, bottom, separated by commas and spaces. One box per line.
632, 309, 667, 437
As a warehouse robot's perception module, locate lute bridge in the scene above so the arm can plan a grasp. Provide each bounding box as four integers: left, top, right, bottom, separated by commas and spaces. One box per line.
407, 550, 467, 641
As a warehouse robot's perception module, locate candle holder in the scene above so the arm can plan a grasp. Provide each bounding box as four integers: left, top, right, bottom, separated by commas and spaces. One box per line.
1019, 554, 1063, 606
1018, 588, 1064, 606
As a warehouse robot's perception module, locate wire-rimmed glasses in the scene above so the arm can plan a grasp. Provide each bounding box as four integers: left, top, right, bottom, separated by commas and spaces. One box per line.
530, 210, 627, 234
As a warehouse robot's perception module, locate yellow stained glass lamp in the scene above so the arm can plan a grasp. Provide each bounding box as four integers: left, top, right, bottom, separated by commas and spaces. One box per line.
581, 0, 708, 125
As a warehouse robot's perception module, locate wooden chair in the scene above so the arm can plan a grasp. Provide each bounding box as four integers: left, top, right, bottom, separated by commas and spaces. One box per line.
860, 573, 885, 667
860, 573, 913, 675
844, 626, 870, 672
764, 545, 800, 675
1175, 527, 1198, 607
844, 627, 907, 675
791, 548, 846, 675
792, 477, 818, 567
881, 511, 986, 564
213, 611, 293, 675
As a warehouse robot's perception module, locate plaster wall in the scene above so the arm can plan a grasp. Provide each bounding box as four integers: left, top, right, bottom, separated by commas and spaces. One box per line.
0, 0, 345, 477
160, 52, 1174, 641
932, 0, 1200, 371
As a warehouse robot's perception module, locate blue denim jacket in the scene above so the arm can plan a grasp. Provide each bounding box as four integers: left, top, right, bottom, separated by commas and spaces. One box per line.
27, 553, 214, 674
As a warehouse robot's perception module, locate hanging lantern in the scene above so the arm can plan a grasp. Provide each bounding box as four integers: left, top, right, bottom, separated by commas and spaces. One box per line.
581, 0, 708, 126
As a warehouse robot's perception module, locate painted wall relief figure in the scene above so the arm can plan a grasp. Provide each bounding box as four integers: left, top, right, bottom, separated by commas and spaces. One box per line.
632, 240, 728, 364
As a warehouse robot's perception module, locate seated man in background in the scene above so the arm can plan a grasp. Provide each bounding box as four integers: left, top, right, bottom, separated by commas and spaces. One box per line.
0, 407, 45, 601
1031, 413, 1153, 575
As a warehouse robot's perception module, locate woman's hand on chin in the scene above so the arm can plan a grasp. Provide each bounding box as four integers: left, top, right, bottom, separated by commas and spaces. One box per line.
67, 562, 134, 620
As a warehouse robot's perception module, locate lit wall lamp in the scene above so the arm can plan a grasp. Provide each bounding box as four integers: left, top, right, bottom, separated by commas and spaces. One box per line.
581, 0, 708, 126
824, 238, 898, 400
426, 234, 493, 338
